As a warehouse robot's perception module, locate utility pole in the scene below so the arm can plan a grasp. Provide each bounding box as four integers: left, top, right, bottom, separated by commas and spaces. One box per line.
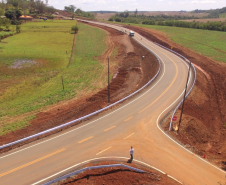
178, 60, 192, 133
108, 58, 110, 105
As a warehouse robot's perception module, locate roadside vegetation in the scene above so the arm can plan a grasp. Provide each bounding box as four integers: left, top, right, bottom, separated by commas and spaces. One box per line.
64, 5, 95, 19
0, 21, 107, 136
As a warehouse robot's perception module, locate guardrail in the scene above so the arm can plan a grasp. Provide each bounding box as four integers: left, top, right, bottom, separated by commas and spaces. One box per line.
154, 43, 197, 131
43, 164, 145, 185
0, 30, 162, 150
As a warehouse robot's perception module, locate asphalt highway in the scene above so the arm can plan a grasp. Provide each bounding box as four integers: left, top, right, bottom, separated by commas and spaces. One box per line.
0, 20, 225, 185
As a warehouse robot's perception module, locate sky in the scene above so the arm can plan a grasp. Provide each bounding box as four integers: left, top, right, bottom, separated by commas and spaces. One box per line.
48, 0, 226, 12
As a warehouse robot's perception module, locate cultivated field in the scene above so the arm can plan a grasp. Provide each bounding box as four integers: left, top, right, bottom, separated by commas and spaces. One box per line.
95, 13, 115, 20
137, 11, 209, 17
0, 20, 108, 135
123, 23, 226, 63
95, 11, 209, 20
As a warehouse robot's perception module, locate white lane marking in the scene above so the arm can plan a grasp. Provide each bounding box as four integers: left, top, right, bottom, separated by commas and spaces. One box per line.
150, 166, 165, 174
124, 133, 134, 140
0, 47, 166, 160
168, 175, 183, 184
31, 156, 166, 185
134, 29, 225, 175
83, 22, 219, 177
96, 147, 112, 155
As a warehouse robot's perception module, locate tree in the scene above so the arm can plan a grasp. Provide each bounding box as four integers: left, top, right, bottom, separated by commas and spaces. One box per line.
45, 5, 55, 14
5, 9, 22, 20
16, 24, 20, 33
0, 8, 5, 16
124, 10, 129, 18
64, 5, 76, 13
71, 25, 78, 33
134, 8, 138, 17
6, 0, 19, 7
75, 8, 82, 15
115, 17, 121, 22
35, 0, 45, 14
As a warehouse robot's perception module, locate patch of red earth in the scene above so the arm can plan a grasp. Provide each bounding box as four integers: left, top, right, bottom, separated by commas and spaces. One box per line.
123, 25, 226, 169
0, 24, 158, 153
59, 161, 180, 185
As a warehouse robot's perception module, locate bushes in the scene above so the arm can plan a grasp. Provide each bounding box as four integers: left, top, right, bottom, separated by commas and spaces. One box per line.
71, 25, 78, 33
16, 25, 20, 33
141, 19, 226, 32
0, 32, 14, 40
11, 20, 22, 25
115, 18, 122, 22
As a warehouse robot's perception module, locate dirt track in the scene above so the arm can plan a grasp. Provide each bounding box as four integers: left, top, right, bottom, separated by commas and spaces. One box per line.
122, 25, 226, 169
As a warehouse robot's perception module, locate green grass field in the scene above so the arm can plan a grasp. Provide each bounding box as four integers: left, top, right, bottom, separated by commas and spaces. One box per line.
112, 21, 226, 63
0, 20, 108, 135
220, 13, 226, 18
141, 25, 226, 63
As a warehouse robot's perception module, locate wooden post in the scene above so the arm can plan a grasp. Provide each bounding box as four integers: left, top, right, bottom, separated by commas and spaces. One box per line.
108, 58, 110, 105
61, 76, 64, 90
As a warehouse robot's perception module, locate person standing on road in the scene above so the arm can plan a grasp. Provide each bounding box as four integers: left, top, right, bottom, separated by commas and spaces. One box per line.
130, 146, 134, 160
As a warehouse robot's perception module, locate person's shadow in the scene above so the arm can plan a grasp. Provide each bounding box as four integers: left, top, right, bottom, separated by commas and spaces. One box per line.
127, 157, 133, 163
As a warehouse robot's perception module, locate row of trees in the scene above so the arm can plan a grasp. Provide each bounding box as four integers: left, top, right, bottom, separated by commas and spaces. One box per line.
142, 20, 226, 32
0, 0, 55, 17
0, 0, 56, 25
192, 7, 226, 18
109, 7, 226, 24
109, 11, 203, 24
64, 5, 95, 19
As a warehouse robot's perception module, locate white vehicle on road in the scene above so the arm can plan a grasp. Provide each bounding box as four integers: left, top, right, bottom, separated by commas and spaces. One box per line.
129, 30, 134, 36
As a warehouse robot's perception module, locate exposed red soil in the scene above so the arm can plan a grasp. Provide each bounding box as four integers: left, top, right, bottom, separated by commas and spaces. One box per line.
122, 25, 226, 169
0, 23, 158, 153
59, 161, 180, 185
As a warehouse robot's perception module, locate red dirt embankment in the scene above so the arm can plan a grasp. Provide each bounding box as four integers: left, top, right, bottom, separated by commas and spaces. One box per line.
123, 25, 226, 169
59, 161, 180, 185
0, 24, 159, 152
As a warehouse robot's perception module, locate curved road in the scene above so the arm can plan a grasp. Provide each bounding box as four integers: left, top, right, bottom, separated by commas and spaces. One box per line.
0, 21, 225, 185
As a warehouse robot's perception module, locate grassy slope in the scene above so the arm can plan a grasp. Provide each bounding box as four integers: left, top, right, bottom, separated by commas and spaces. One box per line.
0, 21, 107, 135
137, 24, 226, 63
112, 21, 226, 63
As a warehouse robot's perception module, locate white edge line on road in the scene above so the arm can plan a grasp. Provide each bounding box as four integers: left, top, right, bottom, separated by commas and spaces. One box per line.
79, 21, 224, 175
152, 39, 226, 174
0, 42, 166, 160
142, 37, 226, 175
167, 175, 183, 184
150, 166, 166, 175
156, 83, 226, 175
31, 156, 166, 185
96, 146, 112, 155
